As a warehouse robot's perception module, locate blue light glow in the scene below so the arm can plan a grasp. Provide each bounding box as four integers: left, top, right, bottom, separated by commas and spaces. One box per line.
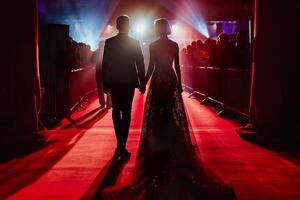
38, 0, 209, 49
38, 0, 119, 50
157, 0, 209, 38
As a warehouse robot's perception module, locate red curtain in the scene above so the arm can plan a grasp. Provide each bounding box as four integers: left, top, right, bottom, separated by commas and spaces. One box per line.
249, 0, 300, 142
0, 0, 40, 136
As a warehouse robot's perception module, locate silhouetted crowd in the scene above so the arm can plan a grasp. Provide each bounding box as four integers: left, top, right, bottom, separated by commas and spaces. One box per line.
59, 31, 250, 70
60, 37, 93, 69
181, 31, 250, 69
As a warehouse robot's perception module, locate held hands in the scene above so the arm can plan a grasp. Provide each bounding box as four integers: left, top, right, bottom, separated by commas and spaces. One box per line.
139, 84, 146, 94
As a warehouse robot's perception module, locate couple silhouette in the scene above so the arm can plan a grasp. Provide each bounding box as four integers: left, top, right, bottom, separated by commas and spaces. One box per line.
99, 15, 236, 200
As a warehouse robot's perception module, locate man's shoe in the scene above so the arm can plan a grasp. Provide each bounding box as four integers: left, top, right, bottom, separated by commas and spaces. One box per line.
120, 149, 131, 160
99, 104, 105, 107
114, 148, 123, 157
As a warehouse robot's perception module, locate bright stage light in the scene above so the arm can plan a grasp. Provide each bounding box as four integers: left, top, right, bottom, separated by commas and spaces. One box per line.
103, 24, 114, 37
106, 24, 113, 31
42, 0, 119, 50
134, 20, 148, 36
171, 24, 185, 36
171, 24, 178, 32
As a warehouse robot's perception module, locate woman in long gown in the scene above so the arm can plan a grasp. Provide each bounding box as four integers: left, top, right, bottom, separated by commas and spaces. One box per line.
100, 18, 236, 200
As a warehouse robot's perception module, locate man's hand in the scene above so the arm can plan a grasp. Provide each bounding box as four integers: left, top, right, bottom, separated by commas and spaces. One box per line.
139, 85, 146, 94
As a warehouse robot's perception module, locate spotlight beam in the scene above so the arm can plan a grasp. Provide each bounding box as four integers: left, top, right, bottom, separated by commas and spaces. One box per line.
157, 0, 209, 38
40, 0, 120, 50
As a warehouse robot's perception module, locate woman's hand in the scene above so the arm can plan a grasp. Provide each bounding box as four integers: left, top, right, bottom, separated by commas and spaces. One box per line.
139, 85, 146, 94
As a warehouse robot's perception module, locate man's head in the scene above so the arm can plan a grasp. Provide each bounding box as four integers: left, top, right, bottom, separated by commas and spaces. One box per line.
116, 15, 130, 34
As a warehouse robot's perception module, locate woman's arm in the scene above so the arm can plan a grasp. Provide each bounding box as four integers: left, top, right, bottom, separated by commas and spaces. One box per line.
145, 44, 155, 84
174, 44, 183, 92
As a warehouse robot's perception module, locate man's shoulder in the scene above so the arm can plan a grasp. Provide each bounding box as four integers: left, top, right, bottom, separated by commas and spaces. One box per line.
106, 35, 139, 45
168, 39, 179, 47
105, 35, 118, 43
127, 36, 140, 45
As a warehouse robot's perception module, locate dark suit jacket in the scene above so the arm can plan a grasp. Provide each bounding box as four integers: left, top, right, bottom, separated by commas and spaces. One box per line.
102, 33, 145, 88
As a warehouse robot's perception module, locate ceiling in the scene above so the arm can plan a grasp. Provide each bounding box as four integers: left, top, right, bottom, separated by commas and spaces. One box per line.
40, 0, 253, 21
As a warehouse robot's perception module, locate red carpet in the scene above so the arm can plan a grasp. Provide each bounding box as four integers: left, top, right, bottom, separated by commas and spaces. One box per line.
1, 92, 300, 200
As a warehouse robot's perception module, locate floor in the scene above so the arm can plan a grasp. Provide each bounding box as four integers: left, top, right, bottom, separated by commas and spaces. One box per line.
1, 92, 300, 200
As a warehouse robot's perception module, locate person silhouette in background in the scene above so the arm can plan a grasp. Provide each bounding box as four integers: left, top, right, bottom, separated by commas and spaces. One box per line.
236, 30, 250, 68
102, 15, 146, 159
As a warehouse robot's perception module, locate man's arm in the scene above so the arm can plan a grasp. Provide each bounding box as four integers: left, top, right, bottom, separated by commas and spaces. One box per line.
102, 40, 109, 92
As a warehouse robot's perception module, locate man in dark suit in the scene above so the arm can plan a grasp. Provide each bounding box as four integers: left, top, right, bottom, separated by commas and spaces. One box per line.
102, 15, 146, 158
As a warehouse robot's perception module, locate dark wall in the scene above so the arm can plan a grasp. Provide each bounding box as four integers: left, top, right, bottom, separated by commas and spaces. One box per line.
0, 1, 40, 138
